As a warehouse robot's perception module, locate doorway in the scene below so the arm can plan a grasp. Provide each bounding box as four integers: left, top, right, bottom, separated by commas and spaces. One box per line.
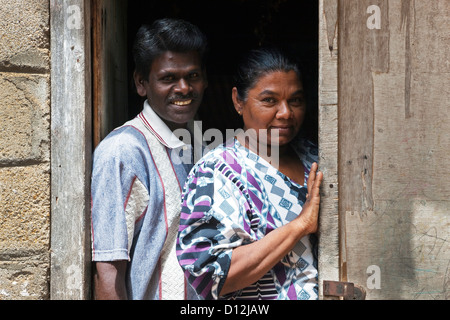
128, 0, 318, 141
94, 0, 318, 147
51, 0, 320, 299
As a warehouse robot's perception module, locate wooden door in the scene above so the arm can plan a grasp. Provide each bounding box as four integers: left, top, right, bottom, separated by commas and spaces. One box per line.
319, 0, 450, 300
92, 0, 128, 147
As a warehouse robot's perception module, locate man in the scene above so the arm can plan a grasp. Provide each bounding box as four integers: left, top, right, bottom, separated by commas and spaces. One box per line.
91, 18, 208, 300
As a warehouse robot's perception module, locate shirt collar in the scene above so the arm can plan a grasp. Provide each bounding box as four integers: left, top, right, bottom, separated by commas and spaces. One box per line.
140, 100, 201, 150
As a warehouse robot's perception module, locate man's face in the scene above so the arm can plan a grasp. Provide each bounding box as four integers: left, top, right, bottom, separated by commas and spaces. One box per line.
135, 51, 208, 131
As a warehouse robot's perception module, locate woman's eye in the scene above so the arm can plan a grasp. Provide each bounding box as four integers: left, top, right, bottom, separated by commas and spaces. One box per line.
262, 97, 276, 103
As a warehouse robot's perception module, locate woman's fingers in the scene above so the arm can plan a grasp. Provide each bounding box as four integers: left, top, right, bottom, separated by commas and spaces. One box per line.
298, 163, 323, 235
307, 162, 317, 194
307, 162, 320, 192
310, 170, 323, 200
306, 163, 322, 203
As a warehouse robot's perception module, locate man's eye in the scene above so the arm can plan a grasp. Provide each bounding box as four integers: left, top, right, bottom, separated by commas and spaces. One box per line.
189, 72, 199, 79
162, 75, 175, 81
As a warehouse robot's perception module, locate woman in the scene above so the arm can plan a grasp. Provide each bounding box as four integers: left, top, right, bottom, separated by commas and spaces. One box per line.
177, 48, 323, 300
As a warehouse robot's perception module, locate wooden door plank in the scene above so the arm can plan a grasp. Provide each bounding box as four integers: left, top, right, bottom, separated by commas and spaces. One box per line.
339, 0, 450, 299
50, 0, 92, 300
92, 0, 128, 148
318, 0, 340, 299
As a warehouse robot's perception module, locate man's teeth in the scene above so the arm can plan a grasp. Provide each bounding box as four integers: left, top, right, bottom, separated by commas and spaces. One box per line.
173, 100, 192, 106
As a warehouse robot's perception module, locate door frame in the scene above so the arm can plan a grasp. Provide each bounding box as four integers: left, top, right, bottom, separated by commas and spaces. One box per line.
50, 0, 92, 299
49, 0, 340, 300
317, 0, 340, 299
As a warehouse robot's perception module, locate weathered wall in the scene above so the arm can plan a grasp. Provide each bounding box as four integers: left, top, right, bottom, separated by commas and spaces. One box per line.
339, 0, 450, 299
0, 0, 51, 299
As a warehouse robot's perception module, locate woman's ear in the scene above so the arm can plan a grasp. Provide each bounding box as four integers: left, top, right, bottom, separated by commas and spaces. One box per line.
134, 71, 148, 97
232, 87, 243, 116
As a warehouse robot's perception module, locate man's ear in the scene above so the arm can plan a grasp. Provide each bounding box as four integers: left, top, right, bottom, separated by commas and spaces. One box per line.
134, 71, 148, 97
232, 87, 243, 115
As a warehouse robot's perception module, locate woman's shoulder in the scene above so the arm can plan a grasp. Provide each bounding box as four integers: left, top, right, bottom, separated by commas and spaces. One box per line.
190, 139, 243, 172
292, 136, 319, 167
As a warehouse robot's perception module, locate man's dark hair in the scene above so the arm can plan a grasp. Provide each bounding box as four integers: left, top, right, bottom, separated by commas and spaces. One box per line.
132, 18, 208, 80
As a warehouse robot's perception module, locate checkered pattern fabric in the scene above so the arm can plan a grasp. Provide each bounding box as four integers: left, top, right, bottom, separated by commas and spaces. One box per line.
177, 137, 319, 300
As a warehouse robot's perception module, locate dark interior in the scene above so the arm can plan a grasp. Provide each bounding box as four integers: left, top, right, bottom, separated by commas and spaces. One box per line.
127, 0, 318, 143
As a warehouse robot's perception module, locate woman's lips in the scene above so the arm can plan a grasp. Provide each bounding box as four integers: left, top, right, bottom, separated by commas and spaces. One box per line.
271, 126, 292, 132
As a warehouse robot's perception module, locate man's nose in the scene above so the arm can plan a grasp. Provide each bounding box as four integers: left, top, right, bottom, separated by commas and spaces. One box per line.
174, 78, 191, 95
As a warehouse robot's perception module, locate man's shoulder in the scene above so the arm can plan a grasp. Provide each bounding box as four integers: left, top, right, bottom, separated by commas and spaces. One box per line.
99, 124, 147, 148
93, 125, 151, 163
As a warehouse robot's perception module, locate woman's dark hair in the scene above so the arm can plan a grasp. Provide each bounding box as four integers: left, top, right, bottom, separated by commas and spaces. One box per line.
234, 47, 302, 101
132, 18, 208, 80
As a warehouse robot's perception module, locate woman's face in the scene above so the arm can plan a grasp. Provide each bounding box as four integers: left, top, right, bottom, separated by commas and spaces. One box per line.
233, 70, 306, 148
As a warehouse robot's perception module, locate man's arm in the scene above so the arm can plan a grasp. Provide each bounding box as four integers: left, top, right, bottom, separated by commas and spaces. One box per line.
93, 261, 128, 300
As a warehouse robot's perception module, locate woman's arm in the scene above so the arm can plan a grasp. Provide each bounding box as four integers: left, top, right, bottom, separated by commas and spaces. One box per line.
220, 163, 323, 296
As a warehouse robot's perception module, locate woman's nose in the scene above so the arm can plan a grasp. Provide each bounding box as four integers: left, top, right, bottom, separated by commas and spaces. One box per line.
276, 101, 293, 119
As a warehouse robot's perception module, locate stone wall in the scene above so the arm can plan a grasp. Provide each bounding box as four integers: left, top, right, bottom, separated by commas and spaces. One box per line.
0, 0, 51, 299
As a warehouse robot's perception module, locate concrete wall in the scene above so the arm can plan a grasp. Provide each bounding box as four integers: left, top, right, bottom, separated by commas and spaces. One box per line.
0, 0, 51, 299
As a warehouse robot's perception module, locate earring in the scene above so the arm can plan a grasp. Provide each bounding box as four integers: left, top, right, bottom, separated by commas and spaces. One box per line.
237, 111, 242, 116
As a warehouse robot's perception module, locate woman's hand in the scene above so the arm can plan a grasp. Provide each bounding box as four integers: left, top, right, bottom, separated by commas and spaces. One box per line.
293, 162, 323, 236
220, 162, 323, 296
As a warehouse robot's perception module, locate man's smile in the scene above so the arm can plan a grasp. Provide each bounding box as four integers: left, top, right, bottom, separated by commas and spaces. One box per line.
172, 100, 193, 106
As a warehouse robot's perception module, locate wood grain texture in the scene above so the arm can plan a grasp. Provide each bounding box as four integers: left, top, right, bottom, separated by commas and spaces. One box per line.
318, 0, 340, 299
339, 0, 450, 299
50, 0, 92, 300
92, 0, 128, 148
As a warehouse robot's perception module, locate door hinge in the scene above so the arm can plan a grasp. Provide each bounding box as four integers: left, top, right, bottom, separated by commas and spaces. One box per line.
323, 280, 366, 300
